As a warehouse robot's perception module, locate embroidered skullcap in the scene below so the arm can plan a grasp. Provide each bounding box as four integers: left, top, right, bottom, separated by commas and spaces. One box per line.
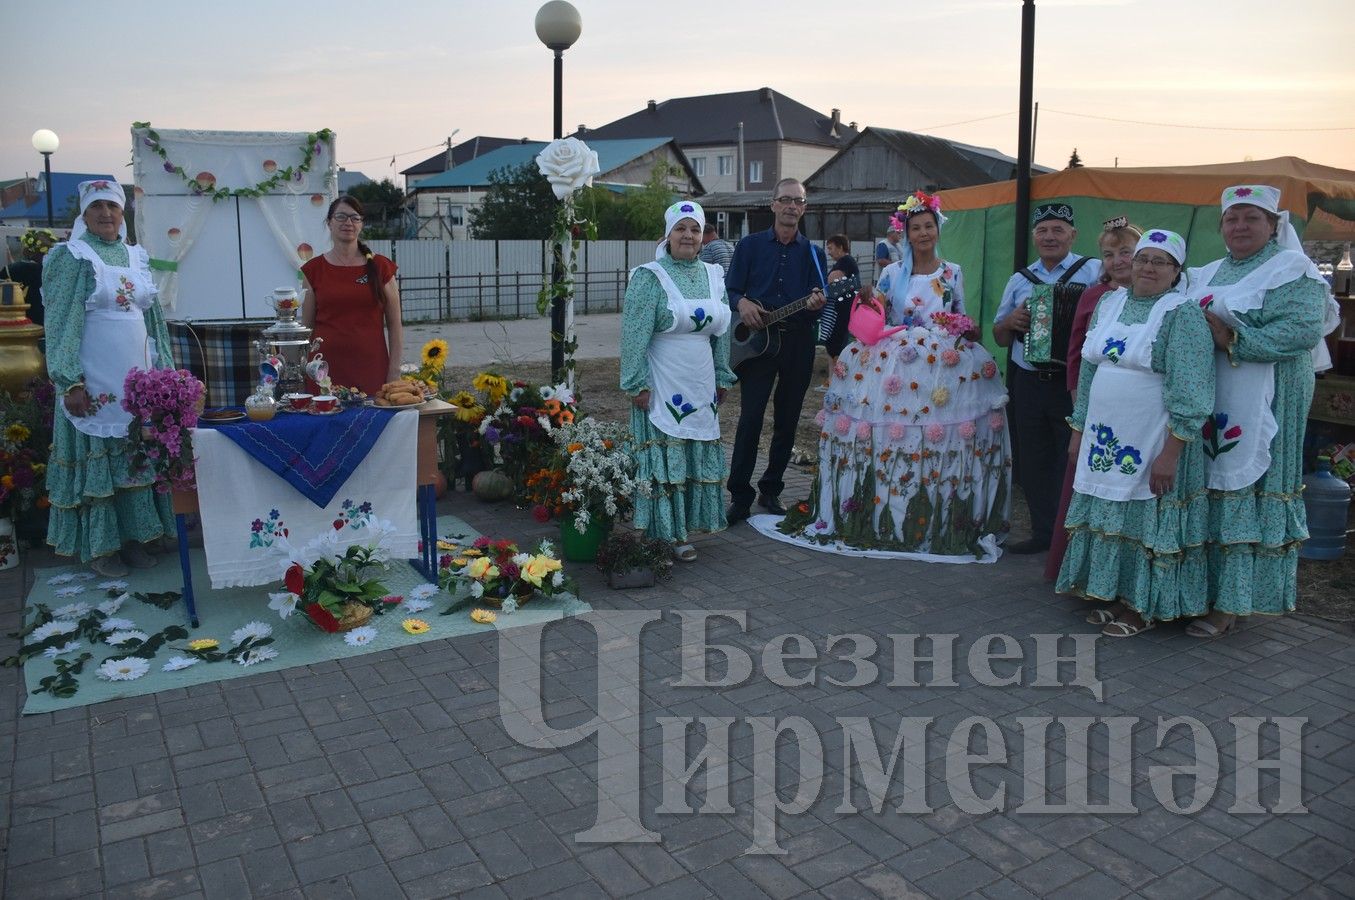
77, 179, 126, 215
1032, 203, 1075, 227
1134, 229, 1186, 266
1221, 184, 1281, 215
664, 200, 705, 237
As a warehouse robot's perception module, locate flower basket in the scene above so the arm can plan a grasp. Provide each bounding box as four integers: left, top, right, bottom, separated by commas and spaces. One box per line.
438, 536, 575, 604
607, 568, 655, 590
335, 601, 374, 631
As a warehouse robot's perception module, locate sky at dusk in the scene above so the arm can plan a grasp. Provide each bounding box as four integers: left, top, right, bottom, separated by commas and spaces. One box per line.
4, 0, 1353, 186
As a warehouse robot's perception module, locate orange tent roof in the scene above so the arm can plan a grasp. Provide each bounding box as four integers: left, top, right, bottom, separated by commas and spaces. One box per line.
938, 156, 1355, 223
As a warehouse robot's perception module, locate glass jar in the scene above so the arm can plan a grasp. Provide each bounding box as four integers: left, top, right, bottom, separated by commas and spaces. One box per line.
245, 384, 278, 422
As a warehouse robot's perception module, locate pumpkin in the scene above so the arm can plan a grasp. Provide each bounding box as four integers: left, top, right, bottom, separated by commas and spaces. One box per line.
472, 470, 513, 503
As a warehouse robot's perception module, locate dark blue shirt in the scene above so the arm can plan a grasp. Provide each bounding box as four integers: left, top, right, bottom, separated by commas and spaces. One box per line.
829, 253, 859, 281
725, 228, 828, 327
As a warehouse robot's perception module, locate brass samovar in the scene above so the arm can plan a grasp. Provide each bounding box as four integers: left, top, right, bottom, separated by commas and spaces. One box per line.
0, 280, 45, 398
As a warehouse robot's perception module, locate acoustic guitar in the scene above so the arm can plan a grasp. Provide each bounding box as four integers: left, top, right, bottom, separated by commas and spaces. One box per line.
730, 274, 860, 372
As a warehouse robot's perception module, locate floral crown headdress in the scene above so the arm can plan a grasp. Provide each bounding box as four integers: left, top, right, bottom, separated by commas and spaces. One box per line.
889, 190, 943, 233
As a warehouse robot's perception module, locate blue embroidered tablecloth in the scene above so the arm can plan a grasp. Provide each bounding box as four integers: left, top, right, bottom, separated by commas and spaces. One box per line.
203, 407, 397, 507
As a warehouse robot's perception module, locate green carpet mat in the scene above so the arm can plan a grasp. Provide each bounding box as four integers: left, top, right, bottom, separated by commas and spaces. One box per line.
16, 514, 590, 714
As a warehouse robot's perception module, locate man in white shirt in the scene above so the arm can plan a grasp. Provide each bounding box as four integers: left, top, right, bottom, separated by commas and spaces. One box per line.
992, 204, 1103, 554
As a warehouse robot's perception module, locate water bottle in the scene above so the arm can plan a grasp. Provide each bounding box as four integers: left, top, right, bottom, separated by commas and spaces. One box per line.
1300, 456, 1351, 560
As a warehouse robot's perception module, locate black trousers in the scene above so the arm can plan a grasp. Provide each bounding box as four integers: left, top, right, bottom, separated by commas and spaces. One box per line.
728, 323, 817, 508
1008, 365, 1072, 543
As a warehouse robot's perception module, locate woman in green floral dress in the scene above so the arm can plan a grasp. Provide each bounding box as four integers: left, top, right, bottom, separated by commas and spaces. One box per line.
620, 201, 735, 561
1185, 185, 1337, 637
1056, 230, 1215, 637
44, 180, 175, 577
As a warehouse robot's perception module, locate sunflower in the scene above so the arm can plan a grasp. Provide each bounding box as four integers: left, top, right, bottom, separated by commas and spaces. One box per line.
472, 372, 509, 404
470, 608, 497, 625
187, 638, 219, 651
5, 423, 31, 443
402, 618, 431, 635
421, 339, 449, 370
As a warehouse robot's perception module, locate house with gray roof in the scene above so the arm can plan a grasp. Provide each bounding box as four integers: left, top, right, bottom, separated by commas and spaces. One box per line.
407, 137, 702, 239
574, 87, 855, 195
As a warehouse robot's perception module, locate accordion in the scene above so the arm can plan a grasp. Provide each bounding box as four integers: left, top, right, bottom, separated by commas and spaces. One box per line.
1023, 283, 1083, 366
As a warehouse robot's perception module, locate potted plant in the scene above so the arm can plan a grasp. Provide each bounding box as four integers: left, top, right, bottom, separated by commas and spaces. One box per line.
595, 531, 673, 589
122, 366, 205, 493
547, 418, 648, 561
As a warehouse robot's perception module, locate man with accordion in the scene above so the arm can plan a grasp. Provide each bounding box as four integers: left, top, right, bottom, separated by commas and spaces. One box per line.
992, 204, 1102, 554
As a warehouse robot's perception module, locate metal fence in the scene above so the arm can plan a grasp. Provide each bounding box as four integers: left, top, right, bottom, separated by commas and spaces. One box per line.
364, 237, 881, 324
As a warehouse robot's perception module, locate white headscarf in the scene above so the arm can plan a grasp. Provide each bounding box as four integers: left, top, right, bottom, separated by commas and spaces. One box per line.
656, 200, 706, 260
1221, 184, 1302, 253
1134, 229, 1187, 266
71, 179, 128, 242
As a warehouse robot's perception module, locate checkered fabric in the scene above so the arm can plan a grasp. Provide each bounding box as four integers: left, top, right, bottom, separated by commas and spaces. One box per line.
166, 319, 267, 409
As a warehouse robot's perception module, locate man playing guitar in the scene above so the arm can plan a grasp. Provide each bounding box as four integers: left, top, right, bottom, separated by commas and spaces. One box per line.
724, 178, 828, 522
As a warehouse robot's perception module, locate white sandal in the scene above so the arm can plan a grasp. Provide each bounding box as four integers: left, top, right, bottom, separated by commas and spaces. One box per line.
673, 543, 698, 562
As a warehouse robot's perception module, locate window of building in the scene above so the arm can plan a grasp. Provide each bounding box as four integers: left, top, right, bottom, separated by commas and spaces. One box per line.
748, 160, 763, 184
717, 155, 733, 176
692, 157, 705, 177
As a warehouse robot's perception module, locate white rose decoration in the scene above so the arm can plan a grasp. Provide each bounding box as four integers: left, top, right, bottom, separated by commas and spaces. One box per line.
536, 137, 600, 200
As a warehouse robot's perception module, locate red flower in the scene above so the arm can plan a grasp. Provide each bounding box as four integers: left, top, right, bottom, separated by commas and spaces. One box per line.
473, 536, 491, 549
532, 504, 551, 523
1202, 418, 1215, 439
332, 519, 344, 530
1224, 425, 1242, 440
439, 553, 453, 568
306, 603, 340, 632
285, 563, 305, 594
381, 594, 403, 605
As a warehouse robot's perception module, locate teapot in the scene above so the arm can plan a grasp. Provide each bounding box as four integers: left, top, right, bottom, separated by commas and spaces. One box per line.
266, 286, 302, 319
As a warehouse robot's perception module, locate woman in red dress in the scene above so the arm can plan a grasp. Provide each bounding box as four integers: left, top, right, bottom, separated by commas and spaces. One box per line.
301, 196, 403, 394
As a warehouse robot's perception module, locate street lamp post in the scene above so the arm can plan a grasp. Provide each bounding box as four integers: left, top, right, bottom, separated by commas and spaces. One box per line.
31, 129, 60, 227
535, 1, 582, 381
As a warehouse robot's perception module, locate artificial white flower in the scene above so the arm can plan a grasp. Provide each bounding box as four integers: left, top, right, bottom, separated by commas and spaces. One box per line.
236, 646, 280, 667
551, 571, 564, 588
501, 598, 518, 615
535, 136, 601, 200
231, 621, 273, 645
544, 383, 575, 406
96, 657, 150, 681
407, 583, 438, 602
469, 581, 485, 599
161, 656, 200, 672
46, 573, 77, 585
72, 572, 96, 581
403, 597, 433, 614
98, 595, 128, 616
97, 580, 130, 591
100, 617, 137, 633
511, 552, 532, 567
536, 539, 556, 555
537, 415, 553, 433
41, 641, 83, 659
30, 620, 79, 642
54, 585, 86, 598
343, 626, 378, 647
268, 591, 300, 620
105, 630, 150, 646
51, 602, 92, 620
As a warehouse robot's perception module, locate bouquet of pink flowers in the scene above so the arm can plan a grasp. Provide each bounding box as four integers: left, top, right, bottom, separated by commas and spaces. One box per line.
122, 368, 205, 493
929, 311, 977, 341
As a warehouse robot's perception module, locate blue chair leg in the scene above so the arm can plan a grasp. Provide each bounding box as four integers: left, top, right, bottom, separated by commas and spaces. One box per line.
175, 513, 199, 628
423, 483, 438, 583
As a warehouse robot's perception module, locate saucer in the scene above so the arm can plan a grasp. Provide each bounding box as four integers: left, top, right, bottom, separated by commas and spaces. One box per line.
309, 405, 342, 416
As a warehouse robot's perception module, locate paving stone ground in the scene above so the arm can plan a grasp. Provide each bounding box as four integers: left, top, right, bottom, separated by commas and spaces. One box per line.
3, 461, 1354, 899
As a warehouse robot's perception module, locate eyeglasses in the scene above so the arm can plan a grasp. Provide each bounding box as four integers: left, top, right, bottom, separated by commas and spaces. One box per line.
331, 213, 364, 224
773, 196, 807, 206
1132, 255, 1178, 269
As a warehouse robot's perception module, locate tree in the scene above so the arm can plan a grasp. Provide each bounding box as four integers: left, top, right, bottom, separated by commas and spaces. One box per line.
344, 178, 406, 239
1067, 148, 1084, 169
576, 161, 683, 240
469, 163, 557, 239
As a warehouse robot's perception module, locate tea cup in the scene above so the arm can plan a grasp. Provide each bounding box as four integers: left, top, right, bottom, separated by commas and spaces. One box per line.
304, 355, 329, 384
283, 392, 313, 411
312, 395, 339, 413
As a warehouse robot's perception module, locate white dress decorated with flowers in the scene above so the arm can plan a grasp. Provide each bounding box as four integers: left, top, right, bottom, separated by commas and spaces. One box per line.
772, 262, 1012, 560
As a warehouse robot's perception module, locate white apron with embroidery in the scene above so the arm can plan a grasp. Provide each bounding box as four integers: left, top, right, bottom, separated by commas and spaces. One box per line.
59, 240, 160, 438
1074, 289, 1188, 501
637, 261, 730, 441
1185, 250, 1330, 491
